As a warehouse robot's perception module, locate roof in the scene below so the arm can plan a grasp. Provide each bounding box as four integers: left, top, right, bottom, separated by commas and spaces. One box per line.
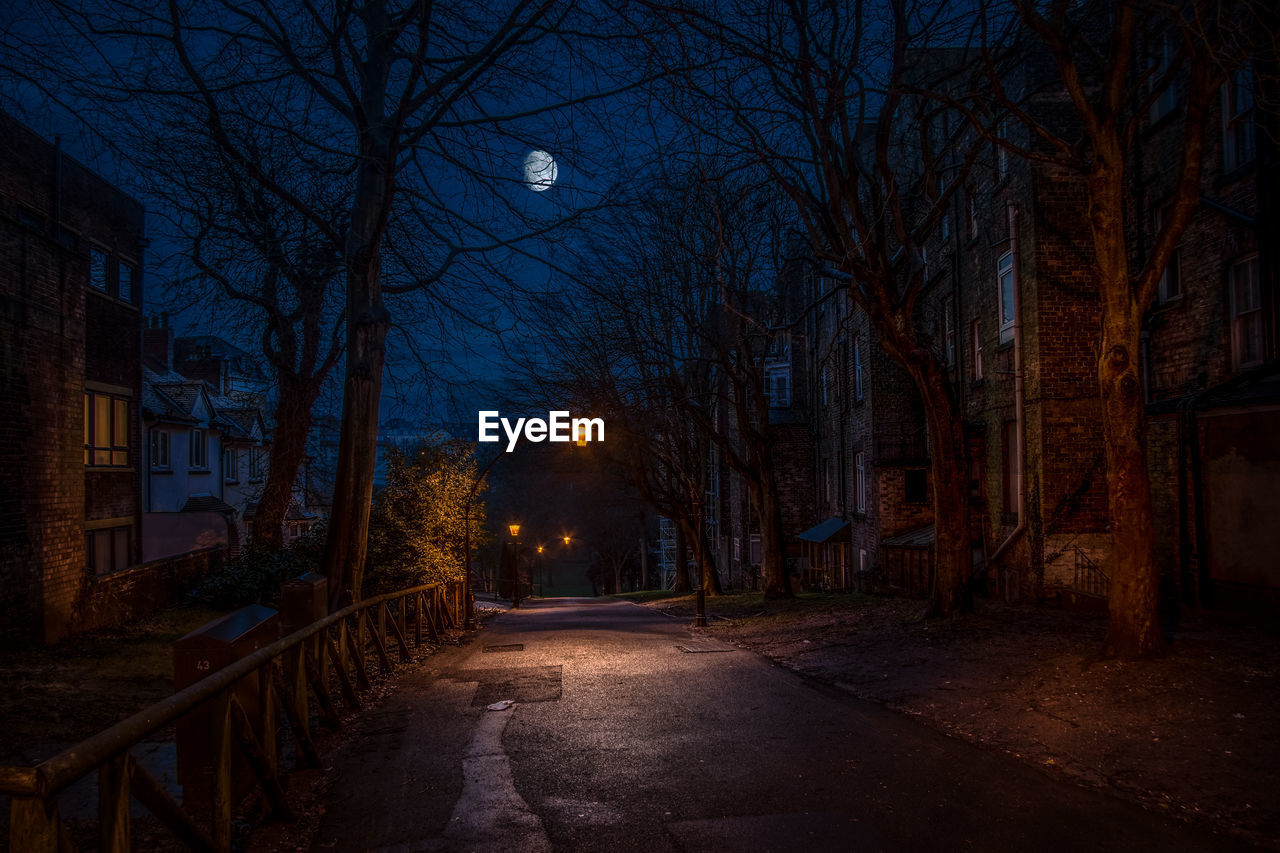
181, 495, 238, 514
797, 517, 850, 544
881, 525, 935, 549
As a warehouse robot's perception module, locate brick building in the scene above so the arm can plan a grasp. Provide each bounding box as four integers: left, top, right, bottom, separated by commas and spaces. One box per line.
1, 111, 146, 644
1140, 50, 1279, 608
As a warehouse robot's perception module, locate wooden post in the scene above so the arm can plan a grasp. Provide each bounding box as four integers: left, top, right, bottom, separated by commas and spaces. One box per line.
398, 596, 409, 648
229, 697, 296, 822
271, 664, 321, 766
345, 617, 371, 690
99, 751, 132, 853
259, 665, 279, 779
324, 633, 361, 710
289, 646, 309, 743
210, 690, 234, 853
10, 796, 60, 853
413, 592, 423, 645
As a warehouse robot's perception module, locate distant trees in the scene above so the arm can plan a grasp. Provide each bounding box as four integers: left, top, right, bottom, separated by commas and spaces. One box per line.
526, 166, 798, 597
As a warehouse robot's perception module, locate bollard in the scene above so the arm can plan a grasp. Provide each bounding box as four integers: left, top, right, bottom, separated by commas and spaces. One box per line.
694, 588, 707, 627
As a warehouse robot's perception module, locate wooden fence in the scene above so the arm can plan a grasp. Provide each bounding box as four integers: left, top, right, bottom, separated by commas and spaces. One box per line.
1, 580, 465, 852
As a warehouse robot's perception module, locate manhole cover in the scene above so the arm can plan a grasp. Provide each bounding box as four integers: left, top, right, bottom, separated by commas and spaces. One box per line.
483, 643, 524, 653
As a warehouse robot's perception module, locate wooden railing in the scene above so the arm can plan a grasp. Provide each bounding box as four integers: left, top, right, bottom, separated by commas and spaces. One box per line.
2, 580, 465, 852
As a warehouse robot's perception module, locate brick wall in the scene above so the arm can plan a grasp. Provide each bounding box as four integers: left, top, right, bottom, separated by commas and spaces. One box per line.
73, 546, 225, 634
0, 111, 145, 645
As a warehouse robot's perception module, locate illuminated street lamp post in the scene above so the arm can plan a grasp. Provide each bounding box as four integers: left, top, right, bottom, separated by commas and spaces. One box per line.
509, 523, 522, 609
536, 545, 545, 596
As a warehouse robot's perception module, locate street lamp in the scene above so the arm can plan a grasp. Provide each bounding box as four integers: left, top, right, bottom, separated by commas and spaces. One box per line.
509, 523, 522, 609
536, 545, 545, 596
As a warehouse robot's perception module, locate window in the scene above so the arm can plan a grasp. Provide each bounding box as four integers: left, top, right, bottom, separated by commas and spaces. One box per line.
1149, 31, 1177, 122
1231, 254, 1263, 369
1002, 420, 1020, 518
249, 448, 263, 481
941, 295, 956, 366
971, 319, 984, 380
84, 392, 129, 467
995, 118, 1009, 180
1154, 207, 1182, 302
998, 251, 1016, 343
223, 447, 239, 483
904, 469, 928, 505
967, 187, 978, 239
86, 526, 132, 575
118, 262, 137, 303
1223, 66, 1256, 172
189, 429, 208, 469
855, 452, 867, 513
938, 177, 951, 242
90, 248, 109, 292
150, 429, 170, 470
766, 366, 791, 407
854, 337, 864, 401
821, 364, 829, 407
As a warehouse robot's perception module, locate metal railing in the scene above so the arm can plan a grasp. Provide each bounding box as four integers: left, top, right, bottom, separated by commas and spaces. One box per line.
1071, 547, 1110, 598
2, 579, 465, 852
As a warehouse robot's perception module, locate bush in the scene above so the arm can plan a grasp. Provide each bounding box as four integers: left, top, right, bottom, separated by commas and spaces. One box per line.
190, 523, 327, 610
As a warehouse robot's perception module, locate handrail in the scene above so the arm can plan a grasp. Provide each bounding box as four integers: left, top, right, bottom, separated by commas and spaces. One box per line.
3, 577, 467, 851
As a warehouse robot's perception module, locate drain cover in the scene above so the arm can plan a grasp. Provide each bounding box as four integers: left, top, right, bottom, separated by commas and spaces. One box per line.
483, 643, 524, 653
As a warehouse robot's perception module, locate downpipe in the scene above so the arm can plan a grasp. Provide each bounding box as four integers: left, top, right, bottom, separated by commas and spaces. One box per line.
989, 203, 1027, 600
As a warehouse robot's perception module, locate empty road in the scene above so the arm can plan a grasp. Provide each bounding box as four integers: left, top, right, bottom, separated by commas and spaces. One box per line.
313, 597, 1250, 852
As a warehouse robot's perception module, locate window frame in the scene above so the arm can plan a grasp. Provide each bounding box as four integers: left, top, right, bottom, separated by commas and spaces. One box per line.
189, 428, 208, 470
1230, 253, 1263, 370
223, 446, 239, 484
89, 247, 110, 293
84, 391, 130, 468
971, 319, 984, 381
1154, 207, 1183, 303
86, 525, 132, 575
855, 451, 867, 514
998, 251, 1016, 344
1222, 65, 1256, 173
150, 428, 170, 471
854, 337, 864, 401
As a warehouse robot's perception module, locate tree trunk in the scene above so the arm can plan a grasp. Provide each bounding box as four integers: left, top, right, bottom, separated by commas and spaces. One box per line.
673, 522, 692, 592
319, 0, 396, 610
1091, 165, 1164, 657
916, 364, 973, 617
252, 374, 321, 549
700, 527, 724, 596
755, 463, 792, 599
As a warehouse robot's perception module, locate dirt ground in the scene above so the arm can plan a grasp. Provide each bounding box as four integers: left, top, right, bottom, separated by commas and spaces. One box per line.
0, 606, 225, 761
637, 591, 1280, 849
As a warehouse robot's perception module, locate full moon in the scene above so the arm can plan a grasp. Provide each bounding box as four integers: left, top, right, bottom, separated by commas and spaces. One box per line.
523, 149, 558, 192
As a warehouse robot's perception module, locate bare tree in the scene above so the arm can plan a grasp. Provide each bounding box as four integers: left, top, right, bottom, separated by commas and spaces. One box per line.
966, 0, 1258, 656
642, 0, 994, 614
3, 0, 612, 607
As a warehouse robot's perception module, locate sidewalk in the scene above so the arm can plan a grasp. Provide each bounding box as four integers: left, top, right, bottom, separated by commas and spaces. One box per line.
639, 592, 1280, 849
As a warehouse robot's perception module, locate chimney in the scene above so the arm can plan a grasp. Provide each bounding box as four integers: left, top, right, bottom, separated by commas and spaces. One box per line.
143, 313, 173, 370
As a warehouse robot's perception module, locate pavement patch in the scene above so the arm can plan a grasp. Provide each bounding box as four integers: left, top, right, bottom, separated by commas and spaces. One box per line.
483, 643, 524, 653
446, 665, 563, 707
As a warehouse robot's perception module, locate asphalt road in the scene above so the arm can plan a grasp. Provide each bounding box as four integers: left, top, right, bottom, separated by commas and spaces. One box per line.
313, 597, 1253, 852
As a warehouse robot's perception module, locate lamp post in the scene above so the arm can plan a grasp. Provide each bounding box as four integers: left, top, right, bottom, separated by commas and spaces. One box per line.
692, 496, 707, 628
509, 523, 522, 609
536, 545, 545, 596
